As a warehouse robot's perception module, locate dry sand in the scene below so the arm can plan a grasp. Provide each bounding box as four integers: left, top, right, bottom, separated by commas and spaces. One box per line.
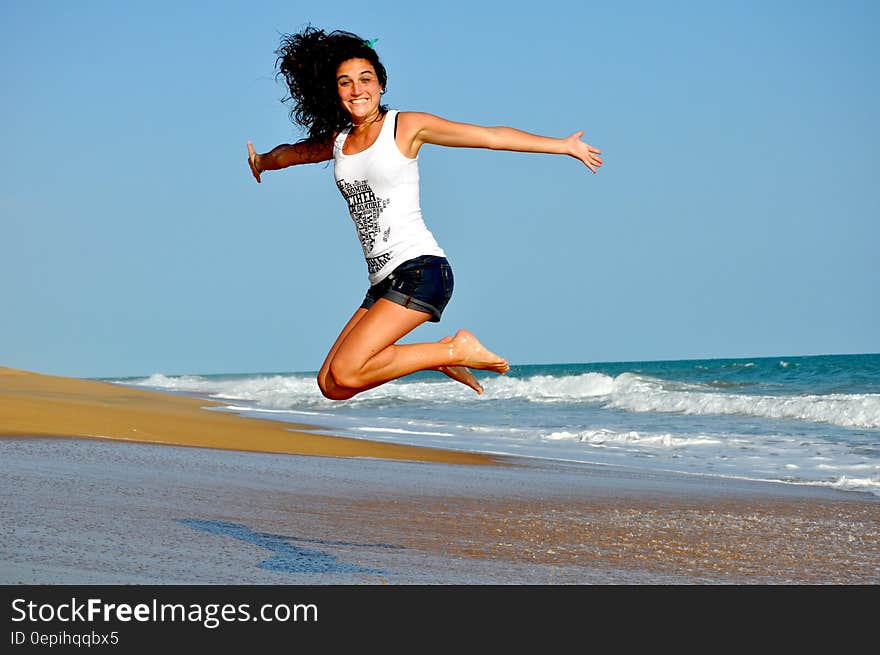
0, 366, 492, 465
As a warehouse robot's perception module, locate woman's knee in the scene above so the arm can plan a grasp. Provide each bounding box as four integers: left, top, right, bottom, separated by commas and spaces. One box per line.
317, 369, 357, 401
327, 357, 364, 392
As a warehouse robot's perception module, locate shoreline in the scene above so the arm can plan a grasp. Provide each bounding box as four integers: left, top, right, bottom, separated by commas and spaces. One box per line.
0, 366, 494, 466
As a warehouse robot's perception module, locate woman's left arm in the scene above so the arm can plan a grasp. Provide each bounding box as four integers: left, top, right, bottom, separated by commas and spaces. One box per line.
400, 112, 603, 173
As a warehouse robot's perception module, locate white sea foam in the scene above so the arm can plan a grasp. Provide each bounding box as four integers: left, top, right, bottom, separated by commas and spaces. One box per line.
483, 374, 880, 431
816, 475, 880, 495
122, 373, 327, 407
461, 425, 531, 434
481, 373, 880, 430
354, 427, 455, 437
221, 405, 325, 416
121, 372, 485, 409
542, 429, 721, 448
134, 373, 210, 389
118, 370, 880, 430
603, 373, 880, 430
483, 373, 615, 401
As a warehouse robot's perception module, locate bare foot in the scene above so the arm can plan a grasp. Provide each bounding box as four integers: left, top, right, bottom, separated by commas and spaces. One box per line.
449, 329, 510, 374
435, 336, 483, 393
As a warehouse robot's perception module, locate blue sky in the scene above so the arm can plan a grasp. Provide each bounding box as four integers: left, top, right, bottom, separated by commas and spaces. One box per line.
2, 0, 878, 378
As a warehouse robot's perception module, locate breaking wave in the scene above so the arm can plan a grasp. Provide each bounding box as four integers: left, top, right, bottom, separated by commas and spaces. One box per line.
118, 370, 880, 430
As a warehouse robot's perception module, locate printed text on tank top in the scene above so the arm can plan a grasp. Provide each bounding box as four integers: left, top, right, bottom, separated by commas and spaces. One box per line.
333, 109, 445, 285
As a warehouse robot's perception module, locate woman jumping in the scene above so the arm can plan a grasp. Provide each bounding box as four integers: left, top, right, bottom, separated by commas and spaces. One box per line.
247, 28, 602, 400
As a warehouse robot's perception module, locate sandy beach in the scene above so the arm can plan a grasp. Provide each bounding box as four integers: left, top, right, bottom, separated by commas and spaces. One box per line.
2, 366, 878, 584
0, 367, 491, 465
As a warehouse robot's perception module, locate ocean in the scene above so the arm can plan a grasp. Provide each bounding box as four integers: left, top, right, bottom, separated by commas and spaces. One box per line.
110, 353, 880, 498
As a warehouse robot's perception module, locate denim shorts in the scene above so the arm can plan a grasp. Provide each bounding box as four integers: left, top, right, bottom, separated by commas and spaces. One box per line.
360, 255, 454, 322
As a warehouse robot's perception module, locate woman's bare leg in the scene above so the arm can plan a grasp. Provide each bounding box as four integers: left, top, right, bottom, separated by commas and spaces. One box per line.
326, 299, 507, 395
317, 308, 489, 398
317, 308, 368, 400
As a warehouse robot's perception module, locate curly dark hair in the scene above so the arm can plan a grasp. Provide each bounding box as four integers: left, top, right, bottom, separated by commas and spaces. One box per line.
275, 26, 389, 145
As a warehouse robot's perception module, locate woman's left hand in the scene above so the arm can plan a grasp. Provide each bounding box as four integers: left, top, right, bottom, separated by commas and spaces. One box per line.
566, 131, 603, 173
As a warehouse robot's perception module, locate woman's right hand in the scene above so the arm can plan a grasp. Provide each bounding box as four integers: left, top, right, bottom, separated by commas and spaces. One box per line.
247, 141, 262, 183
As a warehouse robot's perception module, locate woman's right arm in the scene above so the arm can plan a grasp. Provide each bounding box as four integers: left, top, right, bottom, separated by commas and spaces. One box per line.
246, 139, 333, 183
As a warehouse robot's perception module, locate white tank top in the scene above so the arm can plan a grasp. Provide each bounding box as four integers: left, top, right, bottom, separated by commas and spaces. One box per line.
333, 109, 445, 285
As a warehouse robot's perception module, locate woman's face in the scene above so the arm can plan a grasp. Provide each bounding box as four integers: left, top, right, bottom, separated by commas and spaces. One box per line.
336, 58, 383, 123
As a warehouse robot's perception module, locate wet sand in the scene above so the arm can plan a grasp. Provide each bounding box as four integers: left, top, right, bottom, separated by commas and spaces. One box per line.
1, 367, 878, 584
2, 437, 877, 584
